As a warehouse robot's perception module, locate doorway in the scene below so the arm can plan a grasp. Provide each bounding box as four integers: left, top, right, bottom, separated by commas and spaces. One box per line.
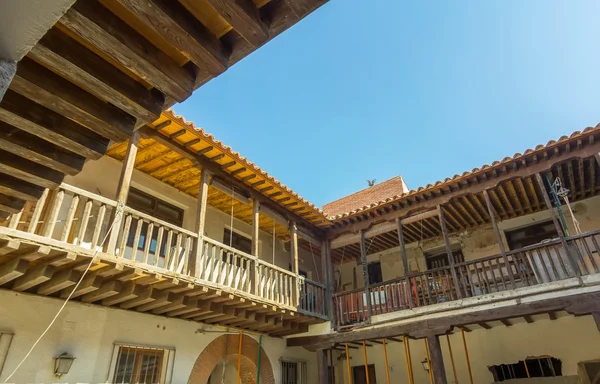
352, 364, 377, 384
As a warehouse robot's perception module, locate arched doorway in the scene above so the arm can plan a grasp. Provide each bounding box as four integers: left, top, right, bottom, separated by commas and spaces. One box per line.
188, 334, 275, 384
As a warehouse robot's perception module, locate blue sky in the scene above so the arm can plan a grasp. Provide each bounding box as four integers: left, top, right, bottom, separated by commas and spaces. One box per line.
173, 1, 600, 208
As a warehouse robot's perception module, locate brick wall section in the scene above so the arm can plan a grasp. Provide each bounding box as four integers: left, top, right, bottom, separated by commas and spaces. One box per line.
188, 334, 275, 384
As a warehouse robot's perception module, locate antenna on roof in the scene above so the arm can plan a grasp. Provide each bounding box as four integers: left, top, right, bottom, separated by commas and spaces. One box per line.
367, 179, 377, 187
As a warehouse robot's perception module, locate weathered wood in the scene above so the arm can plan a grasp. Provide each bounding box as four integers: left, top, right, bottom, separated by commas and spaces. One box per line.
206, 0, 268, 47
0, 90, 108, 159
13, 264, 55, 291
291, 222, 300, 305
396, 219, 413, 309
31, 27, 163, 122
0, 149, 64, 189
321, 240, 333, 318
61, 1, 194, 102
82, 280, 123, 303
483, 189, 516, 289
114, 0, 227, 76
0, 174, 44, 201
0, 122, 85, 175
0, 258, 28, 285
478, 322, 491, 330
0, 194, 25, 214
359, 230, 372, 320
120, 288, 158, 309
37, 269, 81, 295
499, 319, 512, 327
427, 335, 448, 384
11, 57, 134, 141
439, 206, 462, 299
316, 348, 328, 384
61, 274, 103, 299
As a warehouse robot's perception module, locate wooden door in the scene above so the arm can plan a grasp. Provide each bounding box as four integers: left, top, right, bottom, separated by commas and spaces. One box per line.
352, 365, 376, 384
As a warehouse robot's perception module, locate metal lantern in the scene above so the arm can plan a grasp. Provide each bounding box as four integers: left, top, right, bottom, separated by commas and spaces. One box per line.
54, 353, 75, 378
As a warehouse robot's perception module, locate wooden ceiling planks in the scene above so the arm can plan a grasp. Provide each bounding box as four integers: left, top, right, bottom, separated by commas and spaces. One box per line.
0, 0, 328, 219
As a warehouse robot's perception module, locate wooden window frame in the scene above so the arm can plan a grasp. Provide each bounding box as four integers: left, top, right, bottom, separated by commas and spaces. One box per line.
280, 359, 308, 384
127, 187, 184, 227
106, 343, 175, 384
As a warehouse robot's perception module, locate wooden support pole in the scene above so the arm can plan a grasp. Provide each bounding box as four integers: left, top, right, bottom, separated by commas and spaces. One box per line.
193, 168, 211, 278
439, 206, 462, 299
483, 189, 516, 289
106, 130, 140, 254
461, 329, 474, 384
291, 221, 300, 306
396, 218, 414, 309
345, 343, 353, 384
252, 199, 260, 295
426, 335, 446, 384
321, 239, 334, 318
316, 348, 328, 384
362, 341, 371, 384
535, 173, 582, 282
360, 230, 373, 321
382, 339, 391, 384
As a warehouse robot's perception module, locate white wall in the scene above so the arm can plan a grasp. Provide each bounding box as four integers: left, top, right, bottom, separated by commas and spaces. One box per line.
0, 290, 317, 383
332, 314, 600, 384
64, 157, 322, 282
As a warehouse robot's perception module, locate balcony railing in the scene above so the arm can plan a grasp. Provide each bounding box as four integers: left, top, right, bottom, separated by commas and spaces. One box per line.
333, 229, 600, 329
1, 184, 328, 319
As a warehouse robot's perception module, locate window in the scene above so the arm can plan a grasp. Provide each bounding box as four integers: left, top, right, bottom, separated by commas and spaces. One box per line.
108, 344, 175, 384
223, 228, 252, 254
353, 364, 377, 384
489, 357, 561, 381
368, 261, 383, 284
281, 360, 307, 384
425, 249, 464, 270
505, 220, 560, 250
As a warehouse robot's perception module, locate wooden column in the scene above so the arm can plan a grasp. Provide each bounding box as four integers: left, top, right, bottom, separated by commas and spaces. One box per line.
316, 348, 329, 384
106, 130, 141, 254
252, 199, 260, 295
595, 152, 600, 167
483, 189, 516, 289
426, 335, 448, 384
193, 168, 211, 278
535, 173, 582, 282
438, 206, 462, 299
396, 218, 414, 308
321, 239, 334, 318
290, 221, 300, 306
359, 229, 373, 320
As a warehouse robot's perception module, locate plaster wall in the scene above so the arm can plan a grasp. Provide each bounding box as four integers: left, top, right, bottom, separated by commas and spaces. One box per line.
331, 314, 600, 384
64, 157, 321, 281
335, 195, 600, 291
0, 290, 317, 383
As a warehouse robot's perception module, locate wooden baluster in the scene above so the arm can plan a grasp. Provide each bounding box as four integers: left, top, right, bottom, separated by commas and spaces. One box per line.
163, 230, 174, 269
495, 258, 507, 291
28, 188, 49, 234
183, 236, 192, 275
42, 189, 65, 238
60, 194, 80, 242
153, 226, 164, 267
118, 214, 132, 257
212, 245, 221, 283
131, 218, 143, 261
580, 236, 598, 273
142, 222, 154, 264
8, 209, 23, 230
90, 203, 106, 250
234, 255, 242, 290
227, 252, 235, 288
173, 233, 183, 273
76, 199, 93, 246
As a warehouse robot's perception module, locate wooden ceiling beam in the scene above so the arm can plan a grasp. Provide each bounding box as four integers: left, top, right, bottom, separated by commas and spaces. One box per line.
114, 0, 228, 77
0, 90, 108, 159
0, 174, 45, 201
0, 194, 26, 214
11, 57, 134, 141
462, 195, 485, 224
477, 322, 491, 330
0, 123, 86, 175
524, 176, 541, 211
60, 0, 194, 101
206, 0, 269, 47
30, 27, 163, 123
0, 149, 64, 189
504, 180, 524, 215
514, 178, 533, 214
488, 189, 508, 220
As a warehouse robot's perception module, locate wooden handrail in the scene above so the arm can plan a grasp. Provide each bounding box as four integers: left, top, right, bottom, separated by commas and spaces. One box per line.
300, 276, 326, 289
59, 183, 118, 207
256, 258, 297, 278
123, 206, 198, 238
203, 236, 257, 261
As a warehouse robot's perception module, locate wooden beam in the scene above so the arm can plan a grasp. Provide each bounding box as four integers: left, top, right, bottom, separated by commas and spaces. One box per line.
499, 319, 512, 327
478, 322, 491, 330
0, 194, 25, 214
37, 269, 81, 295
359, 230, 372, 320
114, 0, 227, 77
458, 325, 472, 332
0, 174, 44, 201
13, 264, 56, 291
0, 258, 29, 286
548, 311, 557, 321
291, 222, 300, 306
439, 205, 462, 299
31, 27, 163, 122
316, 348, 328, 384
0, 148, 64, 188
60, 0, 194, 101
483, 189, 516, 289
523, 315, 534, 324
193, 168, 211, 278
206, 0, 268, 47
427, 335, 448, 384
0, 122, 85, 175
11, 56, 134, 141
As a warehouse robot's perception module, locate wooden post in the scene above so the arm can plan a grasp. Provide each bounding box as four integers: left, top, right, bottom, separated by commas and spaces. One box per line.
193, 168, 211, 278
426, 335, 447, 384
439, 206, 462, 299
106, 130, 140, 254
321, 239, 334, 318
396, 218, 414, 309
290, 221, 300, 306
535, 173, 582, 282
252, 199, 260, 295
359, 230, 373, 321
483, 189, 516, 289
316, 348, 329, 384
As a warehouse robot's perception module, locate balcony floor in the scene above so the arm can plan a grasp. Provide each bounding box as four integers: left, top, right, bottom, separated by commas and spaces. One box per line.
0, 227, 325, 337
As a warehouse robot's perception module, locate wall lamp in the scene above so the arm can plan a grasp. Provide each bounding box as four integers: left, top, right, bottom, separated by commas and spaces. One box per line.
421, 357, 430, 372
54, 353, 75, 378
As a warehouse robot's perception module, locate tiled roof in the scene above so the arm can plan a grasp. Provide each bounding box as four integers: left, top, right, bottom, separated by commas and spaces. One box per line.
322, 176, 409, 218
327, 124, 600, 221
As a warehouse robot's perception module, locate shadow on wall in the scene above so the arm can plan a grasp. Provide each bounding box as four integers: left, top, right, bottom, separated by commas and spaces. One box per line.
188, 334, 274, 384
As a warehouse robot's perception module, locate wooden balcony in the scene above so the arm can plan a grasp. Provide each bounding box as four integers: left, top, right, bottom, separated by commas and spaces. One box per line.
333, 229, 600, 329
0, 183, 328, 336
